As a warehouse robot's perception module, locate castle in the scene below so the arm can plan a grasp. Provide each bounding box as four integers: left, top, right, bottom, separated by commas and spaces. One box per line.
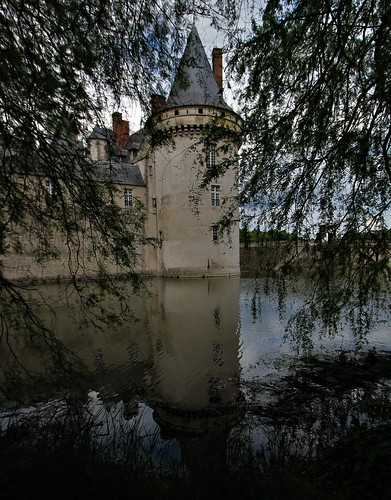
5, 26, 242, 281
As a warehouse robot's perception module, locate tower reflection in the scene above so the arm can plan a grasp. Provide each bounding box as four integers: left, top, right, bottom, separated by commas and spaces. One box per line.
1, 277, 242, 471
145, 277, 242, 471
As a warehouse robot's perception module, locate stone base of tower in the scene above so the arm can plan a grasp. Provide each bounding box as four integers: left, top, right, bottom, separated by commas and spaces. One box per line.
140, 235, 241, 278
139, 251, 241, 278
156, 266, 240, 279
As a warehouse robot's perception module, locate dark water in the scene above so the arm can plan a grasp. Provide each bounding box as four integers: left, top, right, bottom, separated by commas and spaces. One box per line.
1, 277, 390, 475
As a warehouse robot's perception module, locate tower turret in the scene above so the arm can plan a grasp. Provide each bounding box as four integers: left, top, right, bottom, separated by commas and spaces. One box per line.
143, 25, 242, 277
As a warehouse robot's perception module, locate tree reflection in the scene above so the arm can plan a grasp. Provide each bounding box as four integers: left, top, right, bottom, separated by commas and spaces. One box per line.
1, 278, 390, 497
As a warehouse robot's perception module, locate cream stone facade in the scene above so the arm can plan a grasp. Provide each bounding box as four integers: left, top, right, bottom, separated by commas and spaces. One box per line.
134, 26, 242, 277
3, 26, 242, 282
140, 105, 241, 277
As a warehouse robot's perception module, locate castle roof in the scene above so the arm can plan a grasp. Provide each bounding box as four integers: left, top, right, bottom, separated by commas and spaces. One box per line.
97, 162, 145, 186
124, 129, 145, 151
89, 126, 113, 141
164, 25, 231, 111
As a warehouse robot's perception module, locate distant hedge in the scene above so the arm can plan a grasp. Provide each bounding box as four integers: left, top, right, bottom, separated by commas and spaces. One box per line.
240, 228, 296, 245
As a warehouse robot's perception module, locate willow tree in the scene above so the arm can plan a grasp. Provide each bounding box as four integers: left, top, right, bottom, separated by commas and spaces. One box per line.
232, 0, 391, 346
0, 0, 227, 390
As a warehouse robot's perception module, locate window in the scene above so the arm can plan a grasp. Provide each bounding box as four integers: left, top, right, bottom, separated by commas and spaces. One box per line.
198, 108, 203, 114
206, 144, 216, 168
212, 225, 218, 241
211, 185, 220, 207
45, 180, 53, 196
124, 188, 133, 207
212, 343, 224, 365
44, 180, 54, 205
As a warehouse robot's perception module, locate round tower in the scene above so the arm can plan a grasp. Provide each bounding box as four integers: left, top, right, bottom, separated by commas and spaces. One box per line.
144, 26, 242, 277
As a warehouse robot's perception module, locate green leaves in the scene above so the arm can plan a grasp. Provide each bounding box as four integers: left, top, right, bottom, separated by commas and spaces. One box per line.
231, 0, 391, 339
0, 0, 194, 350
236, 0, 391, 235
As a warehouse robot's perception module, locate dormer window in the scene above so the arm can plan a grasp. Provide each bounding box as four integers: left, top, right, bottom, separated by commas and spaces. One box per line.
175, 110, 179, 116
198, 108, 203, 114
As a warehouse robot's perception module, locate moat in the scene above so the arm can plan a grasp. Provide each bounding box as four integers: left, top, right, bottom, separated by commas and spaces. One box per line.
1, 277, 390, 499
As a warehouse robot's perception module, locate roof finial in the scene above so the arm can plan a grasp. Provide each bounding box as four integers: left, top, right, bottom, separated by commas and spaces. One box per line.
191, 5, 196, 27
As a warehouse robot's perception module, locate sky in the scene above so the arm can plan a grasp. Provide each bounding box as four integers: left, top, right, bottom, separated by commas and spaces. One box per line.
103, 6, 391, 231
110, 16, 251, 132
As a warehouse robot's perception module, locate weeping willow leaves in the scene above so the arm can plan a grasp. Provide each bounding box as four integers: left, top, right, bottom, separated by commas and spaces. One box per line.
232, 0, 391, 340
0, 0, 242, 379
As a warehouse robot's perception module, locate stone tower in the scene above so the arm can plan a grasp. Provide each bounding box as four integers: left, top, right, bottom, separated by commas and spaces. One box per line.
142, 25, 242, 277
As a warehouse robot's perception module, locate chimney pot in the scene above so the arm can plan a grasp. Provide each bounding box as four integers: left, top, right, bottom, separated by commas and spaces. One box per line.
112, 112, 122, 127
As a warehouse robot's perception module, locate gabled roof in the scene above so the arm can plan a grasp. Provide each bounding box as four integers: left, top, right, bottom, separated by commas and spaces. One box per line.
88, 126, 113, 141
124, 129, 145, 151
164, 25, 231, 111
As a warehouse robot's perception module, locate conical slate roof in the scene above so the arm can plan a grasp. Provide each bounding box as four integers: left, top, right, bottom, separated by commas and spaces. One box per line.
164, 25, 231, 110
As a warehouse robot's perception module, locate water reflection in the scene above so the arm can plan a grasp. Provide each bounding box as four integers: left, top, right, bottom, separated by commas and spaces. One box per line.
1, 276, 391, 482
148, 279, 241, 433
147, 278, 242, 471
1, 277, 242, 471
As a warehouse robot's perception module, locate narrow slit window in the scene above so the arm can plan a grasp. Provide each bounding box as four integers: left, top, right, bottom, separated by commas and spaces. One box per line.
124, 188, 133, 207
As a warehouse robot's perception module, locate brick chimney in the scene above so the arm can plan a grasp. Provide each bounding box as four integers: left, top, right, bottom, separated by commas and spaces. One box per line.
151, 94, 166, 114
112, 112, 129, 151
212, 48, 223, 94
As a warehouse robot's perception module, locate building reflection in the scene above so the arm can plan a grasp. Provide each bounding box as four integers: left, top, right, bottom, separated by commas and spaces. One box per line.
1, 277, 242, 470
147, 278, 241, 425
145, 278, 242, 471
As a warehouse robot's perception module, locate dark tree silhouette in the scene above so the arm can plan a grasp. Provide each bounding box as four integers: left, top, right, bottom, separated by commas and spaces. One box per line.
0, 0, 225, 379
231, 0, 391, 344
